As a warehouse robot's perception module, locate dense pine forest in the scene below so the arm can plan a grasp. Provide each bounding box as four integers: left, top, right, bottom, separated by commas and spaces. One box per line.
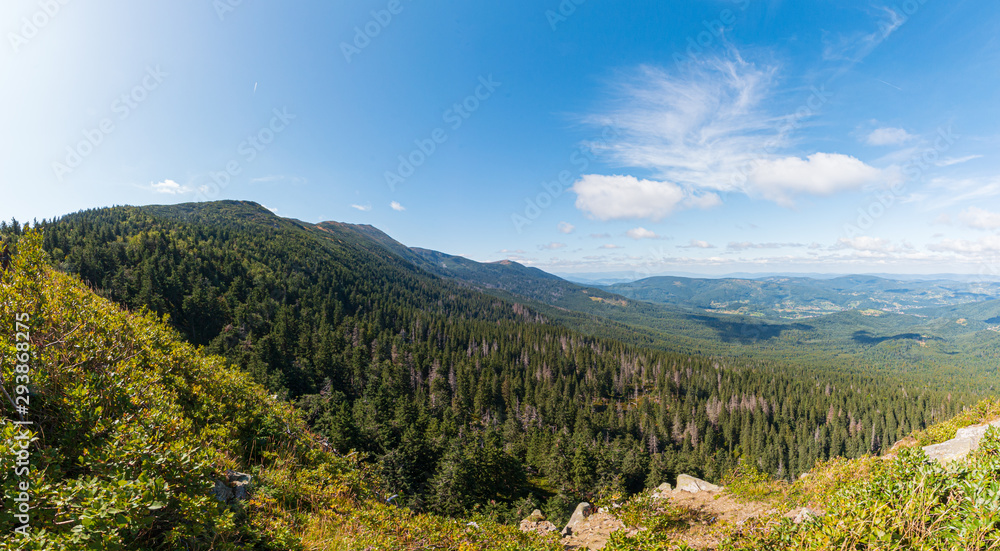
9, 201, 978, 523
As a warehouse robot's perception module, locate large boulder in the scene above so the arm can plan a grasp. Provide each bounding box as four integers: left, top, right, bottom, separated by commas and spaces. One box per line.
519, 509, 557, 535
213, 470, 252, 505
922, 419, 1000, 464
675, 474, 721, 493
561, 502, 594, 535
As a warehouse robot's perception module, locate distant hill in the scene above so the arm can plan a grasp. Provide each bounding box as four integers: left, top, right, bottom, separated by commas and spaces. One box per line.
602, 274, 1000, 320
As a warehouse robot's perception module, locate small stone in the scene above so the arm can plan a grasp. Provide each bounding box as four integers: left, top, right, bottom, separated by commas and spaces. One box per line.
784, 507, 822, 524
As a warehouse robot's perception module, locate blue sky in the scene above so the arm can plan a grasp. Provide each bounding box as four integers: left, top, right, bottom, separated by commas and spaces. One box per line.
3, 0, 1000, 276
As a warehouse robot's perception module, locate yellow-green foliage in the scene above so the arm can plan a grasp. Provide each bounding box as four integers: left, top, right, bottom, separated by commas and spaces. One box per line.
711, 397, 1000, 551
721, 459, 786, 503
601, 493, 698, 551
911, 397, 1000, 447
0, 231, 560, 551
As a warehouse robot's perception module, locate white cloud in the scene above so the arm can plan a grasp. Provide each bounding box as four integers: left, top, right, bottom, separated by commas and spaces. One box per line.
727, 241, 804, 251
600, 244, 623, 249
579, 54, 893, 215
498, 248, 526, 254
866, 127, 914, 146
558, 221, 575, 234
572, 174, 718, 220
150, 179, 190, 195
390, 201, 406, 211
539, 242, 567, 250
749, 153, 892, 206
626, 227, 660, 240
927, 236, 1000, 254
351, 203, 372, 211
958, 207, 1000, 230
678, 239, 716, 249
835, 236, 894, 252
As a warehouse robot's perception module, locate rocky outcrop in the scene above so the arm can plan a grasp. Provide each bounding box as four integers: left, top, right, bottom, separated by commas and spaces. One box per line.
562, 502, 594, 535
213, 470, 252, 505
922, 419, 1000, 464
675, 474, 721, 493
519, 509, 558, 536
651, 482, 673, 499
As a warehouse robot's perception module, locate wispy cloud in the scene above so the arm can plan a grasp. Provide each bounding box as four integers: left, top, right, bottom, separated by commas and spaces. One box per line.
823, 7, 904, 65
678, 239, 716, 249
958, 207, 1000, 231
351, 203, 372, 211
834, 236, 900, 253
576, 52, 893, 218
251, 175, 306, 184
727, 241, 804, 251
928, 236, 1000, 254
390, 201, 406, 211
539, 242, 567, 250
599, 244, 623, 249
925, 177, 1000, 209
558, 221, 575, 234
937, 155, 982, 167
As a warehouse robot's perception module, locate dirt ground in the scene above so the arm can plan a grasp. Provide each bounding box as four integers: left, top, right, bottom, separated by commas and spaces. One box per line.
559, 490, 774, 550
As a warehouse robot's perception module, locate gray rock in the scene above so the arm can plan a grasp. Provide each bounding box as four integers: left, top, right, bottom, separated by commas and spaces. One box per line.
561, 502, 593, 535
520, 510, 558, 536
922, 419, 1000, 464
784, 507, 822, 524
651, 482, 673, 499
675, 474, 721, 493
213, 470, 252, 505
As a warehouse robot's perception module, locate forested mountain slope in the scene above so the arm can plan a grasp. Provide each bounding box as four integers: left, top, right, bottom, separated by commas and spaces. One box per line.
22, 201, 978, 523
0, 231, 560, 550
321, 220, 1000, 395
